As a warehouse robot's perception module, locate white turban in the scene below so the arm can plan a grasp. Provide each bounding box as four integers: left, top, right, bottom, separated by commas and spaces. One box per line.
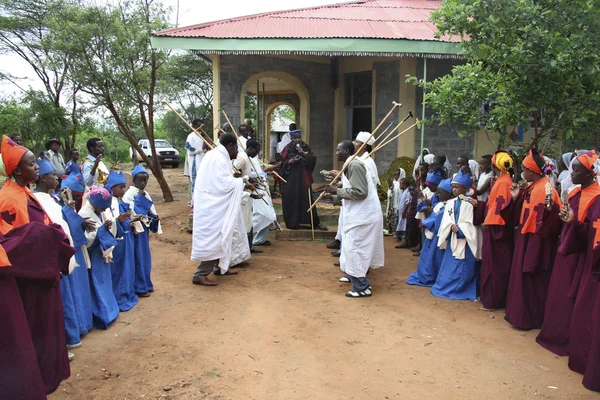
355, 131, 375, 146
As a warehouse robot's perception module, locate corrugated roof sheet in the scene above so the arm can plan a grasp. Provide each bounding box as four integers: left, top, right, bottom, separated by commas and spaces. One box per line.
155, 0, 457, 42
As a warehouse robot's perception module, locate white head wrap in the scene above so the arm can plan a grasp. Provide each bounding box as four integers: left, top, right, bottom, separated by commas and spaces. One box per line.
355, 131, 375, 146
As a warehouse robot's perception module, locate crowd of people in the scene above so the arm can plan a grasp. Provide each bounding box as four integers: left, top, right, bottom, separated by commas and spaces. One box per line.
0, 135, 160, 398
3, 122, 600, 396
365, 146, 599, 391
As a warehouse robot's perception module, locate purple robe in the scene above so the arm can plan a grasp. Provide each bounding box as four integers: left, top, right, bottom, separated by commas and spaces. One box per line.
8, 198, 74, 394
536, 192, 596, 355
501, 190, 562, 329
568, 199, 600, 391
475, 197, 515, 309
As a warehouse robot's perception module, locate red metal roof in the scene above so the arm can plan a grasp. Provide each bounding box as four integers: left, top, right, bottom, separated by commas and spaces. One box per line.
155, 0, 458, 42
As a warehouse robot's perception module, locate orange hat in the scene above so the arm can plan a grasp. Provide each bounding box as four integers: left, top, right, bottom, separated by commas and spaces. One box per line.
0, 135, 29, 177
575, 150, 599, 171
521, 149, 543, 175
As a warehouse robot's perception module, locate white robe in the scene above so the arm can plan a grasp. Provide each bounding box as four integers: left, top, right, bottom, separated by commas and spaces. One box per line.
185, 132, 207, 181
360, 152, 380, 186
437, 198, 478, 260
191, 144, 248, 272
233, 151, 254, 234
339, 159, 385, 278
249, 155, 277, 233
123, 187, 163, 235
386, 180, 400, 216
34, 192, 82, 273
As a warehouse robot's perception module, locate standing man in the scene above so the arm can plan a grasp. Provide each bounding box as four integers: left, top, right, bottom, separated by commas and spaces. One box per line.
184, 119, 210, 233
191, 133, 255, 286
325, 140, 384, 298
46, 138, 66, 179
476, 154, 494, 202
82, 138, 109, 189
238, 124, 250, 149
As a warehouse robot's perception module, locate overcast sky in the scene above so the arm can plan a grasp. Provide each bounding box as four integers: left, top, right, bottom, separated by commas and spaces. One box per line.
0, 0, 337, 96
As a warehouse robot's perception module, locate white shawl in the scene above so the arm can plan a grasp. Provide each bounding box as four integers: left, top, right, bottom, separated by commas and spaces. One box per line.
191, 144, 246, 272
437, 198, 477, 260
123, 186, 163, 235
34, 192, 81, 273
79, 200, 116, 264
249, 155, 277, 233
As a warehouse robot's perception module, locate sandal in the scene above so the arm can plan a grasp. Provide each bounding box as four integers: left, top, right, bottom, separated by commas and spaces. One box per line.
345, 286, 372, 298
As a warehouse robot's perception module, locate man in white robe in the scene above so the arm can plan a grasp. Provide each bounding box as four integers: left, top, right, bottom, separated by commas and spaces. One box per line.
191, 133, 253, 286
326, 140, 384, 298
249, 146, 278, 246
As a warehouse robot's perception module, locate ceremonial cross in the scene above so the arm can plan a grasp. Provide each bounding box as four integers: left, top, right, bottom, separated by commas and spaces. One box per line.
495, 195, 506, 215
593, 218, 600, 248
1, 210, 16, 225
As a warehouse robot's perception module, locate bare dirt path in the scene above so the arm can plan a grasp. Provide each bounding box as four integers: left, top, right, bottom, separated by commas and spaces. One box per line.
50, 168, 596, 400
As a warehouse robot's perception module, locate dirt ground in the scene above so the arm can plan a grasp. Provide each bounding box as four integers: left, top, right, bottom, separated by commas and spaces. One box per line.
50, 168, 596, 400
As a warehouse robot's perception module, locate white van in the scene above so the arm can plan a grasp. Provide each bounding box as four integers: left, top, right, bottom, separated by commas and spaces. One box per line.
130, 139, 180, 168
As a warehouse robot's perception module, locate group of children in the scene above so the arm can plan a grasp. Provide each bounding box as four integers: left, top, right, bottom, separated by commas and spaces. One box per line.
0, 135, 161, 398
387, 147, 600, 392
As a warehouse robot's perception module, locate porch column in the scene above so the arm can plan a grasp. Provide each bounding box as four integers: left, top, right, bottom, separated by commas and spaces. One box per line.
212, 55, 221, 141
398, 57, 417, 158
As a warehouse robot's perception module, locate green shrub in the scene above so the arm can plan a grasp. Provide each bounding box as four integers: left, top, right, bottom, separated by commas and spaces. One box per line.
377, 156, 416, 200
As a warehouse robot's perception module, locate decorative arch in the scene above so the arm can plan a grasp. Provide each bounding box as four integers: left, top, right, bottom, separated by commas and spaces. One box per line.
265, 101, 297, 161
240, 71, 310, 148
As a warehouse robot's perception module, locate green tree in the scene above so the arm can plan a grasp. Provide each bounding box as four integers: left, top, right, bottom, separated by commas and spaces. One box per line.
55, 0, 174, 201
413, 0, 600, 149
0, 0, 81, 153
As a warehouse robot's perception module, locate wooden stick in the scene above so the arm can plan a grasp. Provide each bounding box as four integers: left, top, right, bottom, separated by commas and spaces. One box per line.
308, 187, 315, 241
391, 276, 409, 286
257, 159, 287, 183
307, 101, 402, 212
371, 111, 414, 152
220, 110, 269, 205
161, 100, 214, 150
371, 120, 419, 156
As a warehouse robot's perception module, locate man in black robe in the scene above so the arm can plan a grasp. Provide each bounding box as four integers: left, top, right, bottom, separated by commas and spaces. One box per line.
280, 130, 327, 230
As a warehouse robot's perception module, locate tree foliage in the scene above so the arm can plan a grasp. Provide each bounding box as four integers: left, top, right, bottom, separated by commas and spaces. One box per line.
416, 0, 600, 148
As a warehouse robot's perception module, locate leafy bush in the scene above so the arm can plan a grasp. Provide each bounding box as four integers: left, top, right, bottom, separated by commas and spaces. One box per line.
377, 156, 416, 200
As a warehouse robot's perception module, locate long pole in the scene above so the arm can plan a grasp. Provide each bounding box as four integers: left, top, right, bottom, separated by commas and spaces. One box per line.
161, 100, 214, 150
308, 187, 315, 241
420, 57, 427, 159
307, 101, 401, 212
256, 80, 260, 147
371, 111, 414, 153
371, 121, 419, 156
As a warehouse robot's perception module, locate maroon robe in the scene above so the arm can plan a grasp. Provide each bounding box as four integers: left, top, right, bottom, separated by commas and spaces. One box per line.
0, 195, 74, 395
568, 199, 600, 391
536, 192, 599, 355
501, 187, 562, 329
475, 188, 515, 310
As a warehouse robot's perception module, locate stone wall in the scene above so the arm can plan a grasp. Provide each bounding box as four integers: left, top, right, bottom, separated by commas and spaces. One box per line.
373, 60, 401, 175
219, 55, 335, 175
414, 58, 473, 166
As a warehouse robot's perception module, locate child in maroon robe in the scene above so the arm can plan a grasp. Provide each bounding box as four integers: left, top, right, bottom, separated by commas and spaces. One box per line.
501, 148, 562, 330
537, 152, 600, 356
478, 151, 515, 311
0, 135, 75, 396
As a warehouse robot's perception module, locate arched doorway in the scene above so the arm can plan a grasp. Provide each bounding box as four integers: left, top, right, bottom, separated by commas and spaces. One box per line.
240, 71, 310, 161
266, 103, 296, 161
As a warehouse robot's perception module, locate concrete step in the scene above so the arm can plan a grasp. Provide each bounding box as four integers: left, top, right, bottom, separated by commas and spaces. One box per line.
276, 225, 337, 241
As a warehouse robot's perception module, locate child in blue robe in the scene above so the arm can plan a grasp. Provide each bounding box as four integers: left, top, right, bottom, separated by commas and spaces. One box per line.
79, 186, 119, 329
407, 179, 453, 287
123, 165, 161, 297
105, 170, 138, 311
431, 169, 479, 300
60, 170, 94, 337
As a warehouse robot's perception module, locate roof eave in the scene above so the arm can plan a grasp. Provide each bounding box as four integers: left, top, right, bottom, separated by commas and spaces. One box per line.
151, 37, 463, 58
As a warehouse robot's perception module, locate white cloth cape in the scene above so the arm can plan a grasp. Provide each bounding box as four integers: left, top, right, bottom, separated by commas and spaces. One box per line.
79, 200, 116, 264
339, 158, 385, 278
276, 132, 291, 153
233, 151, 254, 234
191, 144, 248, 272
360, 152, 380, 186
34, 192, 84, 273
249, 155, 277, 233
437, 198, 478, 260
185, 132, 207, 180
123, 187, 163, 235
